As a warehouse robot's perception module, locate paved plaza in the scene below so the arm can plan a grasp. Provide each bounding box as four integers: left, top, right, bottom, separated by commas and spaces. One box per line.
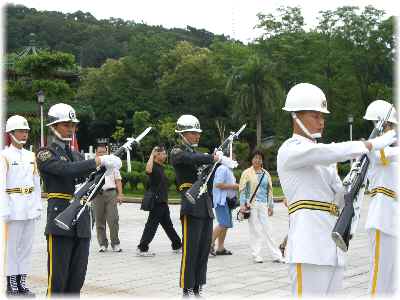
27, 198, 373, 298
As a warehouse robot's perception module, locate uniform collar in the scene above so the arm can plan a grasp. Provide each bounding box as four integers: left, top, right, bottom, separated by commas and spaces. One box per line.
9, 143, 24, 152
178, 141, 194, 152
52, 138, 68, 150
292, 133, 317, 144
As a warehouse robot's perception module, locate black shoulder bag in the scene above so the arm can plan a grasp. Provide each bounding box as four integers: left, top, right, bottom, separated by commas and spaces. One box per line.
141, 177, 162, 211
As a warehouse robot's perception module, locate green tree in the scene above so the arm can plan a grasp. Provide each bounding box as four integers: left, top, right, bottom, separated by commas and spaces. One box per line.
111, 119, 125, 143
158, 41, 230, 149
226, 54, 283, 147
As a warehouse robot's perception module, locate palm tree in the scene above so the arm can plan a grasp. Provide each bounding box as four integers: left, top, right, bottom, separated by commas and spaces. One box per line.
226, 54, 283, 147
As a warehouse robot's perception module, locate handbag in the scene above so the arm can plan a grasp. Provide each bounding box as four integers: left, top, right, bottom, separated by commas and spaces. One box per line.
141, 181, 162, 211
227, 196, 239, 210
237, 171, 266, 221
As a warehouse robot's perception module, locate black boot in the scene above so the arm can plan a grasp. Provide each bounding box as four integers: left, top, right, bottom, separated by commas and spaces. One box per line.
17, 274, 35, 297
183, 288, 195, 298
193, 285, 203, 298
6, 276, 19, 297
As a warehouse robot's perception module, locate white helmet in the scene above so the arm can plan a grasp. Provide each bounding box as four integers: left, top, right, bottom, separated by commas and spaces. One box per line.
47, 103, 79, 126
363, 100, 397, 124
283, 83, 330, 114
175, 115, 202, 133
5, 115, 30, 132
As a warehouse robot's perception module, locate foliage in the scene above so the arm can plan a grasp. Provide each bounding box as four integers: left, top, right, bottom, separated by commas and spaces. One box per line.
226, 54, 284, 147
14, 50, 76, 78
111, 120, 125, 143
5, 4, 394, 176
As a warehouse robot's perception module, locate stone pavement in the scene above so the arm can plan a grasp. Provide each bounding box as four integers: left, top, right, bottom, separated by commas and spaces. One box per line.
27, 199, 373, 298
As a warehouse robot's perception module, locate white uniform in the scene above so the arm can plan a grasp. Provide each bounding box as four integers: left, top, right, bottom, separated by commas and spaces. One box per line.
365, 146, 398, 295
0, 144, 42, 276
277, 134, 369, 296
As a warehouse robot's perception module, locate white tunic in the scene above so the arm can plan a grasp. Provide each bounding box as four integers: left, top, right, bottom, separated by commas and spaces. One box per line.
0, 144, 42, 220
365, 146, 398, 237
277, 134, 369, 266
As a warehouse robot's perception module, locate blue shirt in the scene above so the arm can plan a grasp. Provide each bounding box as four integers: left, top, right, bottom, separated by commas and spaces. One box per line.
212, 165, 237, 207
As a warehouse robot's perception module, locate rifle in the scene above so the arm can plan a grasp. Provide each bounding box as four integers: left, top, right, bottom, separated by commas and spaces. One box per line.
54, 127, 152, 231
185, 124, 246, 204
331, 106, 394, 252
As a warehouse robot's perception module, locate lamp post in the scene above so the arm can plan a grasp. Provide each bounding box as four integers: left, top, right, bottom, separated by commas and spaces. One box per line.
37, 90, 45, 147
347, 114, 354, 141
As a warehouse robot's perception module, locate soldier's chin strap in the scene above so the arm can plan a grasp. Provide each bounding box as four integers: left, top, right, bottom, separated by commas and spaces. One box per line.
291, 112, 321, 141
50, 126, 72, 142
9, 133, 27, 145
179, 133, 198, 148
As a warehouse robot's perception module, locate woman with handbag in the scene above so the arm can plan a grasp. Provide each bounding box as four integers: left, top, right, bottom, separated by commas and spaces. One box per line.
137, 146, 182, 256
238, 150, 284, 263
210, 152, 239, 256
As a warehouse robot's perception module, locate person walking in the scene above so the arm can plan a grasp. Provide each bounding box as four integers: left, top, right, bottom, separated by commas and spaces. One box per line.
0, 115, 42, 296
93, 143, 124, 253
137, 145, 182, 256
239, 150, 284, 264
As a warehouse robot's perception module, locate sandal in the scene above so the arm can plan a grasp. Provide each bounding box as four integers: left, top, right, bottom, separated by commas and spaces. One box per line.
279, 243, 286, 257
216, 249, 233, 255
209, 244, 216, 256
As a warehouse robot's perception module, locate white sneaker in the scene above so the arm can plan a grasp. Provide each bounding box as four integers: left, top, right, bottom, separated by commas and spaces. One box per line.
136, 248, 155, 257
254, 256, 263, 263
112, 245, 122, 252
99, 245, 107, 253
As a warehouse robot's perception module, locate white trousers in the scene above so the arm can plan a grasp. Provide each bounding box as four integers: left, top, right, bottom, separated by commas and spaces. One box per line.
247, 201, 282, 260
5, 219, 36, 275
368, 229, 397, 295
289, 263, 343, 296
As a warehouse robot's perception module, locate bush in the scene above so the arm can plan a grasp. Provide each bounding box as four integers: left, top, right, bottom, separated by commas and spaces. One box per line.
337, 162, 351, 178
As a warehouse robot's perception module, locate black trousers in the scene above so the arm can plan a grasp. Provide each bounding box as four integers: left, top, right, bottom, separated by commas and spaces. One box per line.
179, 215, 213, 289
46, 234, 90, 296
138, 202, 182, 251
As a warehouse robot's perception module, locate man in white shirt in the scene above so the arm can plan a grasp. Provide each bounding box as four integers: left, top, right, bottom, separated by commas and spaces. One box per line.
277, 83, 396, 296
0, 115, 42, 296
93, 144, 124, 253
363, 100, 398, 295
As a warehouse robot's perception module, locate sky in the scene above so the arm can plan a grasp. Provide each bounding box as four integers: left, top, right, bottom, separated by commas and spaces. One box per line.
5, 0, 399, 43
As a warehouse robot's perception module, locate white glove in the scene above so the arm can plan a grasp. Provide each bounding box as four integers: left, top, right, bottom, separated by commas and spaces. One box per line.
220, 156, 239, 169
369, 130, 397, 150
215, 150, 224, 162
100, 154, 122, 170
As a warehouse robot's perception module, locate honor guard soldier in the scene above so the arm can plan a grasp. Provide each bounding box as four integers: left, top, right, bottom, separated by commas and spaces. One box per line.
363, 100, 398, 295
0, 115, 42, 296
170, 115, 220, 297
276, 83, 396, 296
36, 103, 121, 296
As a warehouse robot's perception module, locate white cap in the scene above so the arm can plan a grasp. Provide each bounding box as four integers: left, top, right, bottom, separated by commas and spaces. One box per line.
6, 115, 30, 132
363, 100, 397, 124
283, 83, 330, 114
175, 115, 202, 133
47, 103, 79, 126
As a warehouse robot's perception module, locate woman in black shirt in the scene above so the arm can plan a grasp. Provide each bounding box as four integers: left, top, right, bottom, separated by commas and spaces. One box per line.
137, 146, 182, 256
